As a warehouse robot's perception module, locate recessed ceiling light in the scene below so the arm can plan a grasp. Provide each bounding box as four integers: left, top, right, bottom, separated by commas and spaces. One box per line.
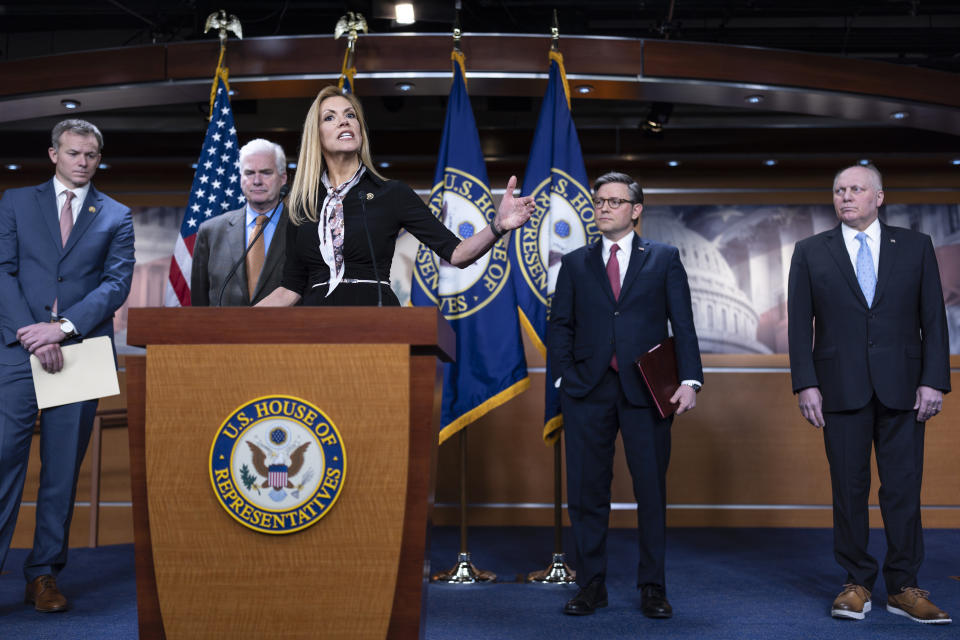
395, 82, 415, 92
5, 164, 21, 170
858, 158, 871, 166
575, 85, 594, 95
379, 161, 391, 168
228, 89, 237, 96
98, 163, 110, 170
61, 99, 80, 110
744, 94, 764, 104
287, 162, 298, 169
191, 163, 199, 169
666, 160, 681, 167
889, 110, 909, 120
951, 159, 960, 166
395, 3, 415, 25
763, 159, 778, 166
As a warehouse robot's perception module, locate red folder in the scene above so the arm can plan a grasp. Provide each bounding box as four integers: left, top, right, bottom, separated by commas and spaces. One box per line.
634, 337, 680, 418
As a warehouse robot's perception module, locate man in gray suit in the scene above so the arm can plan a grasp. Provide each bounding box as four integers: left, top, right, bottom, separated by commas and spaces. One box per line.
191, 138, 288, 306
0, 119, 134, 611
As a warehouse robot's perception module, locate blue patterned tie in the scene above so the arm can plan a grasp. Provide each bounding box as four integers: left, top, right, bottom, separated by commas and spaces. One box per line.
855, 232, 876, 306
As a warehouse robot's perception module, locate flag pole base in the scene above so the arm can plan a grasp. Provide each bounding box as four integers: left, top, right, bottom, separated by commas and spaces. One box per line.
526, 553, 576, 584
431, 552, 496, 584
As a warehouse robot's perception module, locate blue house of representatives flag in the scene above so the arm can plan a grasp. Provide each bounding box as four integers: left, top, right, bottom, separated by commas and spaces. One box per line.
165, 75, 244, 306
411, 51, 530, 444
508, 50, 599, 443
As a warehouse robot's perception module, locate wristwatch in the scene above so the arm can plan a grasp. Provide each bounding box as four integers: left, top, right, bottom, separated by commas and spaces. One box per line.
681, 381, 702, 393
59, 317, 79, 339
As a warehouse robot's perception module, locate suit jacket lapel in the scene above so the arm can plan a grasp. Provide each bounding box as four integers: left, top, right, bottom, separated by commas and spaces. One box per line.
63, 185, 101, 255
35, 180, 62, 252
229, 210, 250, 302
873, 222, 898, 305
824, 225, 869, 307
619, 233, 648, 299
585, 240, 616, 304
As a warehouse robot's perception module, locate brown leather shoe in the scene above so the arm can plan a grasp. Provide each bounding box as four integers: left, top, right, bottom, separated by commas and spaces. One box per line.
24, 575, 68, 613
887, 587, 952, 624
831, 583, 871, 620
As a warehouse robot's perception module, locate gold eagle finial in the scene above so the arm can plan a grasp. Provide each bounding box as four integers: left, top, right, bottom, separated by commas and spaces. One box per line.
204, 10, 243, 47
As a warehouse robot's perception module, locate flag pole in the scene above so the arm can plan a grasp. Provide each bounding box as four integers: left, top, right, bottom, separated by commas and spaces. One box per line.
334, 12, 367, 93
527, 13, 576, 584
430, 14, 496, 584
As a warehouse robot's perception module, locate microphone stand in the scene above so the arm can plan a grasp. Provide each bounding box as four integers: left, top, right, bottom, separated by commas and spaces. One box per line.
357, 190, 383, 307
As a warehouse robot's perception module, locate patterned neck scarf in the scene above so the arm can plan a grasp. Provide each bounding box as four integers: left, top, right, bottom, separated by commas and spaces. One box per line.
319, 163, 366, 296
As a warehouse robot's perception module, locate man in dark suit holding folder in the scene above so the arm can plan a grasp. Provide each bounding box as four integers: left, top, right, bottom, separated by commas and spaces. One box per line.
549, 171, 702, 619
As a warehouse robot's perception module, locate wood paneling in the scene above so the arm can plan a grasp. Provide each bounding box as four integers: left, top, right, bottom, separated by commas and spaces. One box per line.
145, 344, 409, 639
643, 40, 960, 109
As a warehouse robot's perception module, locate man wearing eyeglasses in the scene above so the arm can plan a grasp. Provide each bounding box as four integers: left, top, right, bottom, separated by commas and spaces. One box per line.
549, 171, 702, 619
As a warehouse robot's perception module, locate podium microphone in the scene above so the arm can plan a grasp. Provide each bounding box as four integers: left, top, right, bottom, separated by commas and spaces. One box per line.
216, 184, 290, 307
357, 190, 382, 307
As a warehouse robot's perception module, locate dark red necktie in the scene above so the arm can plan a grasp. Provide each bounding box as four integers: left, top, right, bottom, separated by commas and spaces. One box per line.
607, 244, 620, 370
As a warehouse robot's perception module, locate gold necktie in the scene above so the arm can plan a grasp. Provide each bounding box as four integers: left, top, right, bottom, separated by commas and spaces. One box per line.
246, 215, 268, 300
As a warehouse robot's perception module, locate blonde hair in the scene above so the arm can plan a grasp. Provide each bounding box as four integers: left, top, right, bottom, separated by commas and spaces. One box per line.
288, 86, 383, 224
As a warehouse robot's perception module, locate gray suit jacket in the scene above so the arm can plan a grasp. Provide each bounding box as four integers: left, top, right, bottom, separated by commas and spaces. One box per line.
191, 207, 288, 306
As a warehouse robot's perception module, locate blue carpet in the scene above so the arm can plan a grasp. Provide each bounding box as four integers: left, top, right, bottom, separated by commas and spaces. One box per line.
427, 527, 960, 639
0, 544, 136, 639
1, 528, 957, 638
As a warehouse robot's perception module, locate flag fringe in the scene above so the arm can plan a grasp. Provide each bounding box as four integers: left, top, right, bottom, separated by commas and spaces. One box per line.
517, 307, 546, 359
438, 376, 531, 445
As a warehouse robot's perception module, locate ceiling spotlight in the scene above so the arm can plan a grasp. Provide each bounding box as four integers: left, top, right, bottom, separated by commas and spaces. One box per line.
951, 159, 960, 166
395, 82, 415, 92
858, 158, 871, 166
5, 164, 21, 170
641, 102, 673, 135
744, 94, 765, 104
395, 3, 415, 25
575, 85, 594, 95
287, 162, 298, 170
98, 163, 110, 170
61, 99, 81, 110
889, 110, 910, 120
379, 161, 391, 168
191, 163, 199, 169
666, 160, 681, 167
228, 89, 238, 96
763, 159, 778, 167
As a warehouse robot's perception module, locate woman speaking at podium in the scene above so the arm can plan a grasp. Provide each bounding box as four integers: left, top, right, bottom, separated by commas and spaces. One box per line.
257, 86, 532, 307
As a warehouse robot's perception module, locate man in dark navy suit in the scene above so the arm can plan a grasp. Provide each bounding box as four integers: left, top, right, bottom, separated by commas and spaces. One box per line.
0, 119, 134, 612
788, 163, 951, 624
549, 171, 702, 618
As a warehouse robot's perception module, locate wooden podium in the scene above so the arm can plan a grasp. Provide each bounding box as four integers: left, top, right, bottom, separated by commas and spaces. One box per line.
126, 307, 454, 640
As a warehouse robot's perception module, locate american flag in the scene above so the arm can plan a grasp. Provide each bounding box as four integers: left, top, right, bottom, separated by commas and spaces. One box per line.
164, 77, 245, 306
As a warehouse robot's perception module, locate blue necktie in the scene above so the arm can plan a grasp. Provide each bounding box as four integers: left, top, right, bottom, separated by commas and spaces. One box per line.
855, 232, 876, 307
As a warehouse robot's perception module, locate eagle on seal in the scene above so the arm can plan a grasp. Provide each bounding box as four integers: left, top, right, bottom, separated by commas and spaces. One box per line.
247, 441, 311, 488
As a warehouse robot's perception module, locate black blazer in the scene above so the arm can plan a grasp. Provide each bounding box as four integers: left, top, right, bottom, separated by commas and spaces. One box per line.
549, 233, 703, 407
787, 222, 950, 412
282, 170, 459, 294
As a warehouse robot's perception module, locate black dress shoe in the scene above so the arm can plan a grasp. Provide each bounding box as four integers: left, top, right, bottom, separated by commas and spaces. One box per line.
564, 579, 608, 616
641, 583, 673, 619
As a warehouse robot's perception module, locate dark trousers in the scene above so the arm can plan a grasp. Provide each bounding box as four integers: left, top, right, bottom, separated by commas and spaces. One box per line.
0, 361, 98, 581
561, 368, 672, 589
823, 394, 925, 595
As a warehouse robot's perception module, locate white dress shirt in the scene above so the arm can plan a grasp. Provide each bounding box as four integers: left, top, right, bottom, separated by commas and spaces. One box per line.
841, 217, 881, 275
53, 177, 90, 225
